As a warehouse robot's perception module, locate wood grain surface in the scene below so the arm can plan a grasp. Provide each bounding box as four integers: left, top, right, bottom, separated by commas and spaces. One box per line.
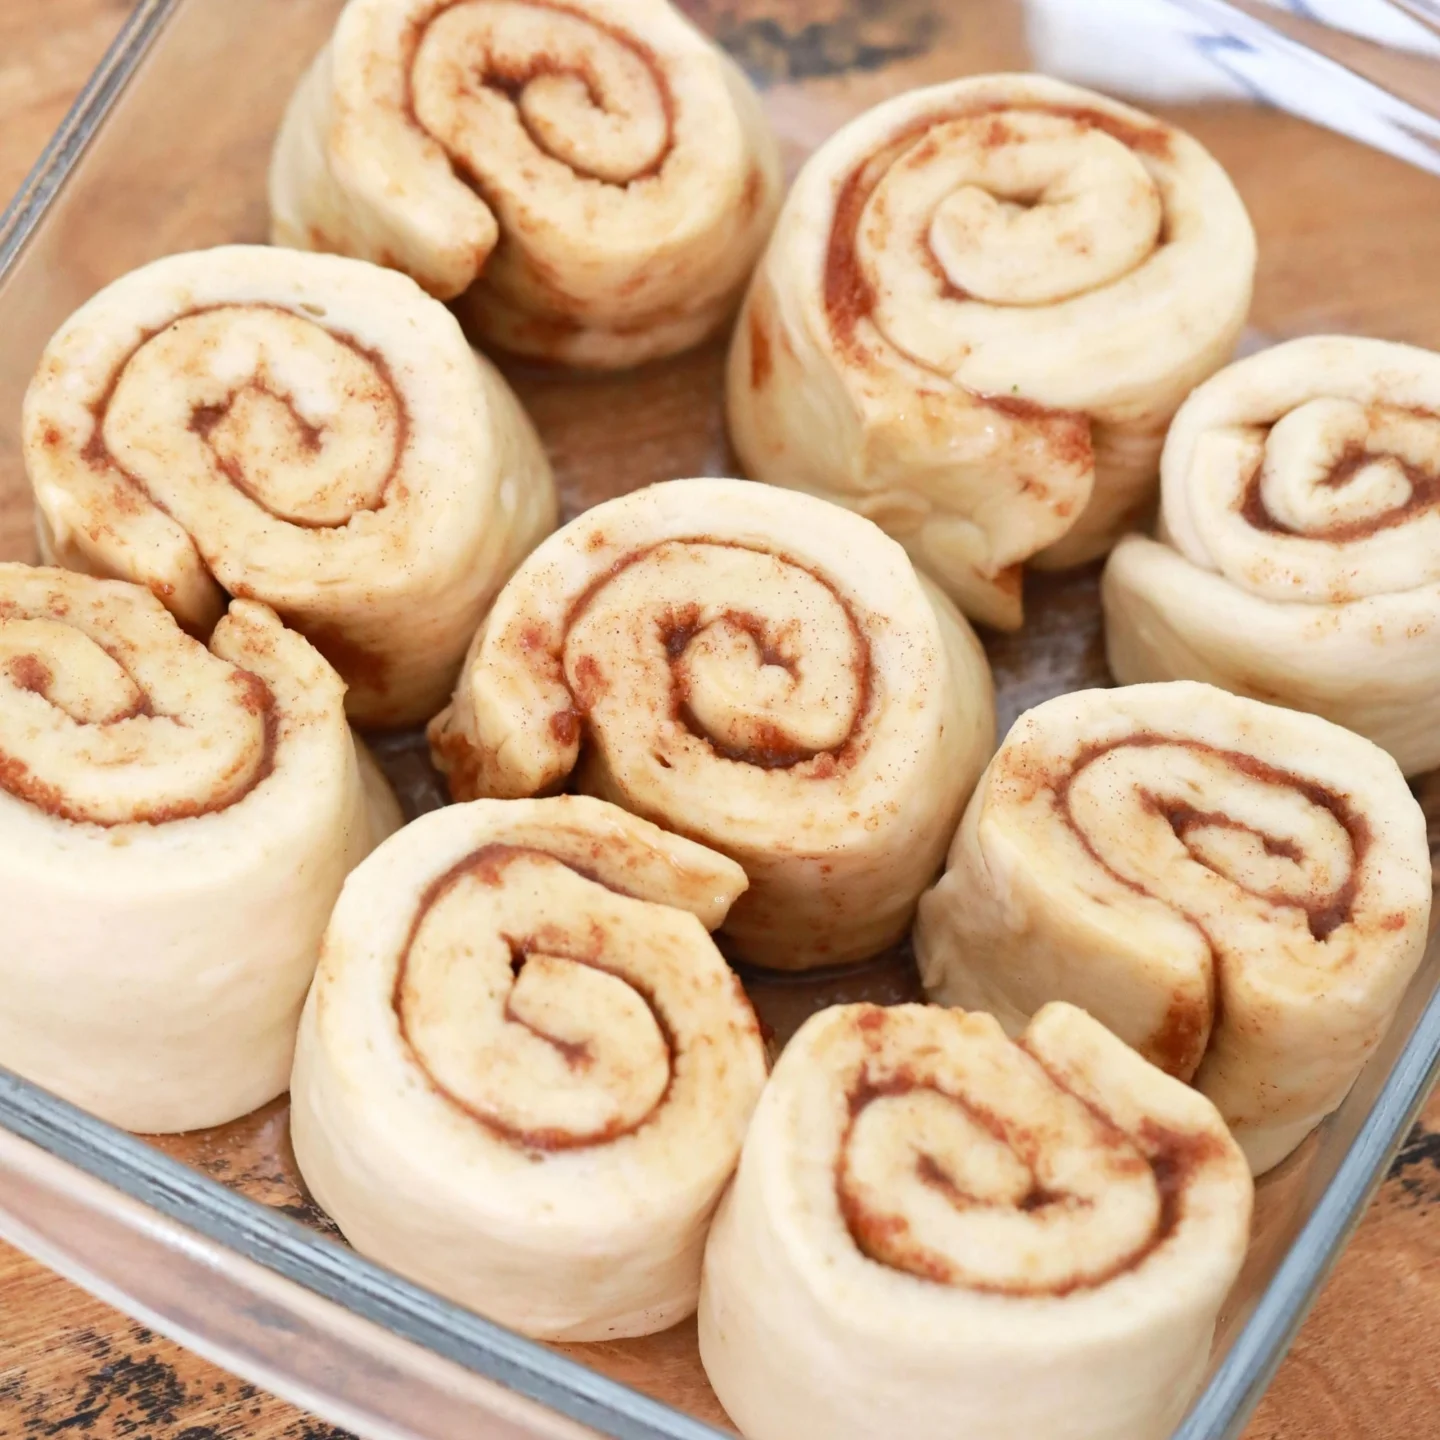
4, 1, 1440, 1437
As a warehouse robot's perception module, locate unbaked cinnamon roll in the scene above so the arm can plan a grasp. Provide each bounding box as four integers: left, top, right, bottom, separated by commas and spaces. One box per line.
916, 681, 1432, 1174
1104, 336, 1440, 775
270, 0, 781, 369
291, 794, 765, 1339
728, 73, 1255, 629
427, 478, 996, 969
0, 565, 399, 1134
23, 245, 555, 728
699, 1001, 1252, 1440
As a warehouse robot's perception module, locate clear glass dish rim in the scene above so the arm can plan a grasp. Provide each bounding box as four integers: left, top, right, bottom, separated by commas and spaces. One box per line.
2, 4, 1439, 1438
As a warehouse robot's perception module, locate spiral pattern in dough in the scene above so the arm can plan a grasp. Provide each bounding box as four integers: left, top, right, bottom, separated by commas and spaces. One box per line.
290, 794, 765, 1340
916, 681, 1432, 1174
1105, 336, 1440, 775
270, 0, 781, 368
23, 245, 555, 728
427, 479, 996, 969
0, 564, 398, 1134
699, 1002, 1251, 1440
728, 73, 1254, 629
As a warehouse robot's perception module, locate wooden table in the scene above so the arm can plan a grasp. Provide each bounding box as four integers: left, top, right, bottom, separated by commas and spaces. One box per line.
3, 1, 1440, 1436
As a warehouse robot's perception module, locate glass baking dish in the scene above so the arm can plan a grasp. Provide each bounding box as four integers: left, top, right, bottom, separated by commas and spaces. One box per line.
3, 1, 1440, 1437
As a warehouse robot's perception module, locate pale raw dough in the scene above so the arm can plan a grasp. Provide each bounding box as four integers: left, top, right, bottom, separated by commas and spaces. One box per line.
699, 1001, 1252, 1440
428, 478, 996, 969
23, 245, 555, 727
728, 73, 1254, 628
1104, 335, 1440, 775
0, 565, 399, 1134
270, 0, 781, 368
916, 681, 1432, 1174
290, 794, 766, 1340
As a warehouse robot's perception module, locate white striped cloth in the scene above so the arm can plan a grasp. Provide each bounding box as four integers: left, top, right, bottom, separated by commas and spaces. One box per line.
1024, 0, 1440, 174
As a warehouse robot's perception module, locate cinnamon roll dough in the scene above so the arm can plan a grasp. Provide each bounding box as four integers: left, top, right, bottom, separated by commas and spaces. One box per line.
699, 1001, 1252, 1440
728, 73, 1255, 629
1104, 336, 1440, 775
23, 245, 555, 727
916, 681, 1432, 1174
428, 478, 996, 969
270, 0, 782, 369
0, 565, 399, 1134
290, 794, 766, 1340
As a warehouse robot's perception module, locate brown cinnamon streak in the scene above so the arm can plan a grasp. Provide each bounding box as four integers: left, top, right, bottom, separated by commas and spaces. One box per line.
1058, 733, 1369, 945
84, 301, 408, 533
1046, 733, 1369, 1079
1239, 434, 1440, 543
391, 842, 676, 1152
503, 935, 594, 1071
558, 538, 875, 774
823, 100, 1169, 349
0, 658, 277, 827
404, 0, 677, 187
6, 655, 52, 696
819, 99, 1170, 466
72, 301, 410, 713
834, 1013, 1213, 1295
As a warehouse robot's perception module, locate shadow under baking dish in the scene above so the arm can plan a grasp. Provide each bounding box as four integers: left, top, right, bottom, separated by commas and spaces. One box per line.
2, 0, 1440, 1438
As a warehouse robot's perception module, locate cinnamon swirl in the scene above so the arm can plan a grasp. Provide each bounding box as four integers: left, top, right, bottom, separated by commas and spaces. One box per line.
699, 1001, 1251, 1440
728, 73, 1255, 629
916, 681, 1432, 1173
1105, 336, 1440, 775
0, 565, 399, 1133
290, 794, 766, 1339
427, 478, 996, 969
270, 0, 782, 369
23, 245, 555, 728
